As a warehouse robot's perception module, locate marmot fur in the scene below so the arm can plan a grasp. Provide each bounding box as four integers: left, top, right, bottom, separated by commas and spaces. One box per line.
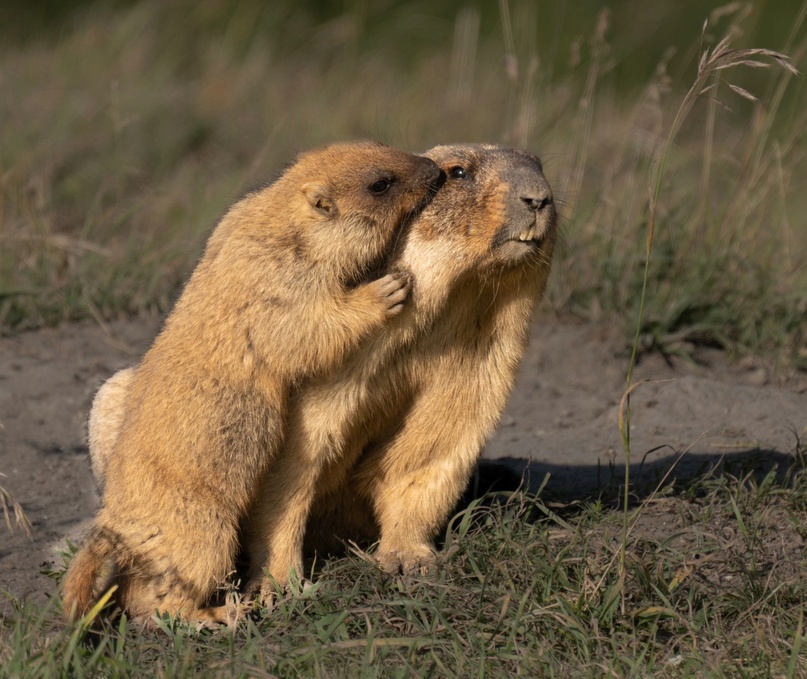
85, 144, 556, 605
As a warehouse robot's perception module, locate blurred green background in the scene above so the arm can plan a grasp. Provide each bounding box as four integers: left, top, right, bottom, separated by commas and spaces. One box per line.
1, 0, 805, 366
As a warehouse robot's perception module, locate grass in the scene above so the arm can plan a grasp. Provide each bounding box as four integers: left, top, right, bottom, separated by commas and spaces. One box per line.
1, 0, 806, 368
2, 454, 806, 677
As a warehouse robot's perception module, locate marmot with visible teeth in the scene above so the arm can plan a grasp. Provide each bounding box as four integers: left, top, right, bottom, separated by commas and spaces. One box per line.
251, 144, 557, 594
63, 141, 442, 625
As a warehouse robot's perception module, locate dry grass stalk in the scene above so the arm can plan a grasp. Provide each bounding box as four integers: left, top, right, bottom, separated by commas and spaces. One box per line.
1, 477, 33, 538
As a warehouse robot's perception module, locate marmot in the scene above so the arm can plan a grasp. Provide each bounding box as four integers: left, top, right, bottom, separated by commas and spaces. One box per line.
85, 145, 556, 603
63, 141, 442, 625
245, 144, 557, 598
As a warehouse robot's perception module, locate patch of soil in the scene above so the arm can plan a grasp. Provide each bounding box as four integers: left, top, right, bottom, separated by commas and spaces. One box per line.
485, 320, 807, 495
1, 314, 806, 604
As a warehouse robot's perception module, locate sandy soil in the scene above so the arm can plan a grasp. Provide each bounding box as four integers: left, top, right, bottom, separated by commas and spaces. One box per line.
2, 315, 806, 604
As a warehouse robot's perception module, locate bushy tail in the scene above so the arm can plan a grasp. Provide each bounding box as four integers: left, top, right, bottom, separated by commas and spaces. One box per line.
62, 528, 119, 621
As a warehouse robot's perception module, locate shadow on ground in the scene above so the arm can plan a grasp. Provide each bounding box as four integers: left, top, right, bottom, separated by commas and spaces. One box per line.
465, 447, 803, 507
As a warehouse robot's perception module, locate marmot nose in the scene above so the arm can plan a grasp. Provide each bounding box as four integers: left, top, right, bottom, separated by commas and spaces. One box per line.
521, 194, 552, 212
509, 161, 553, 215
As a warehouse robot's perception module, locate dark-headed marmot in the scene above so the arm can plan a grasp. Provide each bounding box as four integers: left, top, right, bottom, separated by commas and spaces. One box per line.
63, 141, 442, 625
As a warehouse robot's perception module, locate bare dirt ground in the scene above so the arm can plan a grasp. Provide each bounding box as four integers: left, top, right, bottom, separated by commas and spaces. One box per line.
2, 314, 806, 605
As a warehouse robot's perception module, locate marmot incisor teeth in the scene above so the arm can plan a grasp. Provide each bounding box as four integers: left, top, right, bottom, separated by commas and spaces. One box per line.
63, 141, 442, 625
246, 144, 556, 597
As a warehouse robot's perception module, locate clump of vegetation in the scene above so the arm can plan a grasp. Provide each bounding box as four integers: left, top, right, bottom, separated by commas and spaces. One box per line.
2, 456, 805, 677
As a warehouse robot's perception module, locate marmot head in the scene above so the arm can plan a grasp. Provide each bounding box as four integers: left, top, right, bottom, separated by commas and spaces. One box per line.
282, 141, 444, 276
409, 144, 557, 276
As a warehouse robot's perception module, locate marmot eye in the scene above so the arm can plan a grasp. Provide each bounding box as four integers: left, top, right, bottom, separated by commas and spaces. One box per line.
369, 178, 393, 195
448, 166, 467, 179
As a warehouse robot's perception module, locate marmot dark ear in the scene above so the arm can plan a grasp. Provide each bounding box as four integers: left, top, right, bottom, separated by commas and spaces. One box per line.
302, 182, 335, 216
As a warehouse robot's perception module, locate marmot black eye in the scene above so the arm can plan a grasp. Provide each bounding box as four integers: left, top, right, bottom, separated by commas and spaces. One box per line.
448, 166, 467, 179
369, 178, 393, 195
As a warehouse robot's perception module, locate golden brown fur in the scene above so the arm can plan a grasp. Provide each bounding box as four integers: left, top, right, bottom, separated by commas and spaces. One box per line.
64, 141, 441, 624
85, 144, 556, 605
